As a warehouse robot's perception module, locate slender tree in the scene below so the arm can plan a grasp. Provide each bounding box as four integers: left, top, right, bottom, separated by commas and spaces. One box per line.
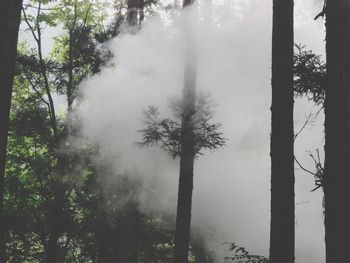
111, 1, 145, 261
323, 1, 350, 262
0, 0, 23, 261
127, 0, 144, 32
269, 0, 295, 262
173, 0, 197, 262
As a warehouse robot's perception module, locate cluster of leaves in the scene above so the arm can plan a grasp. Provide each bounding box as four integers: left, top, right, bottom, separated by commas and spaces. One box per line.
138, 94, 227, 158
224, 242, 270, 263
293, 44, 326, 105
5, 80, 56, 261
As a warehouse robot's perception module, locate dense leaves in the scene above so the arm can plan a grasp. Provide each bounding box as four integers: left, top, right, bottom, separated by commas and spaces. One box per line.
293, 44, 326, 105
138, 94, 227, 158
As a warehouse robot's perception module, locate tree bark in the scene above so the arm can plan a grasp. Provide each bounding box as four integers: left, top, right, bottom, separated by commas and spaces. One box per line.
173, 1, 196, 262
324, 1, 350, 262
45, 171, 65, 263
0, 1, 23, 262
126, 0, 144, 32
117, 203, 140, 263
269, 0, 295, 262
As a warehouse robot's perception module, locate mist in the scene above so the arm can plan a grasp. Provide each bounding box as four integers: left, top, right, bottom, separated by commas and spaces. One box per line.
73, 0, 326, 261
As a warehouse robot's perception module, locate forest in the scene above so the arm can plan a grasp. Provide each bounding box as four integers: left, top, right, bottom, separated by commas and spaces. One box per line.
1, 0, 349, 262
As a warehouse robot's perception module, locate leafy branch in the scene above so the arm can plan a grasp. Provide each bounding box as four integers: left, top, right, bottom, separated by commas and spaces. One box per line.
137, 94, 227, 158
223, 242, 270, 263
293, 44, 326, 105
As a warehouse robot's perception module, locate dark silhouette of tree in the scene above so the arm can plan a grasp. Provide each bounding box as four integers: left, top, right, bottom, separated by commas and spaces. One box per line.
138, 92, 226, 263
0, 0, 23, 261
322, 1, 350, 261
270, 0, 295, 262
127, 0, 144, 31
173, 0, 197, 261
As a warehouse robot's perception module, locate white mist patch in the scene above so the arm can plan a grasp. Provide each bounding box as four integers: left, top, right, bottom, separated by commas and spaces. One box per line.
74, 0, 325, 262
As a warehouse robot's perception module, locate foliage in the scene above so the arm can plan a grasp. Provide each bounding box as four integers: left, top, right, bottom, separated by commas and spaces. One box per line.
5, 0, 126, 261
224, 242, 270, 263
293, 44, 326, 105
138, 94, 227, 158
293, 42, 327, 193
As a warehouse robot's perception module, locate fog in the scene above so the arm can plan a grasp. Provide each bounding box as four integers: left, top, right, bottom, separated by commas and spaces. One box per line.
73, 0, 326, 261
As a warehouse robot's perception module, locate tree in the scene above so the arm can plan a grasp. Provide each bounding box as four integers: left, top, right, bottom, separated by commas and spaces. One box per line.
138, 94, 226, 263
269, 0, 294, 262
127, 0, 144, 31
0, 0, 23, 261
172, 0, 198, 261
323, 1, 350, 261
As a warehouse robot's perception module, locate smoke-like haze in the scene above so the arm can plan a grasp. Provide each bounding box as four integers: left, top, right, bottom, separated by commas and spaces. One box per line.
73, 0, 326, 261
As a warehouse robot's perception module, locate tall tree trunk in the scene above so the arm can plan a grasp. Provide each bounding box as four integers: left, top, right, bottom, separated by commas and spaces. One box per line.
94, 3, 145, 262
117, 203, 140, 263
0, 1, 23, 262
269, 0, 295, 262
173, 1, 196, 262
126, 0, 144, 33
324, 1, 350, 262
45, 171, 65, 263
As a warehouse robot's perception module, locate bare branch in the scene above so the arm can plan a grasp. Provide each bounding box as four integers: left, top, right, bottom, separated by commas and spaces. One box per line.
22, 7, 39, 43
294, 156, 317, 176
294, 112, 313, 140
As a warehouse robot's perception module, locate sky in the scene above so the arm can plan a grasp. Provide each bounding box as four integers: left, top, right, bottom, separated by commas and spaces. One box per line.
67, 0, 327, 262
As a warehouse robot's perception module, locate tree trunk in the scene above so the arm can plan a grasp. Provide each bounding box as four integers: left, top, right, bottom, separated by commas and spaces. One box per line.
324, 1, 350, 262
173, 1, 196, 262
45, 179, 65, 263
269, 0, 295, 262
126, 0, 144, 33
0, 1, 23, 262
45, 228, 61, 263
117, 203, 140, 263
